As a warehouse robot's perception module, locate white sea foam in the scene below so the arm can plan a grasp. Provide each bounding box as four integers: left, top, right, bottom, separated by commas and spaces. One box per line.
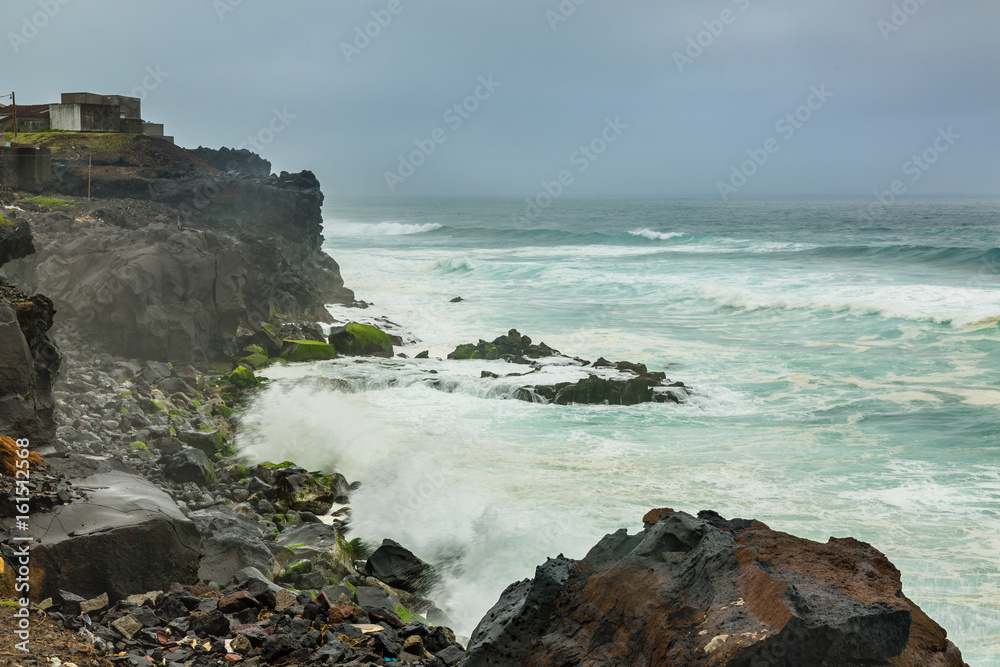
698, 283, 1000, 328
325, 220, 443, 236
628, 228, 686, 240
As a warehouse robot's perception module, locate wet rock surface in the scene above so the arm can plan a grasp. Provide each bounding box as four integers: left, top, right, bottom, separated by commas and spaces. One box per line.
6, 467, 201, 602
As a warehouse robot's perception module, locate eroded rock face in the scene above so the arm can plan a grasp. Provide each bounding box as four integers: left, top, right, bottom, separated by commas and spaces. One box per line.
7, 153, 353, 361
0, 216, 34, 265
462, 509, 967, 667
8, 203, 350, 361
0, 217, 60, 445
362, 538, 433, 593
188, 146, 272, 178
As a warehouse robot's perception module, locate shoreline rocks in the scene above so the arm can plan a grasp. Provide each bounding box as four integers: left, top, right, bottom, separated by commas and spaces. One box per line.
0, 340, 466, 664
461, 509, 968, 667
329, 322, 394, 358
449, 330, 692, 405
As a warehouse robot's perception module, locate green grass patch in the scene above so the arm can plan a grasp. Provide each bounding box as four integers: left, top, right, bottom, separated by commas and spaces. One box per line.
394, 605, 428, 625
21, 196, 73, 210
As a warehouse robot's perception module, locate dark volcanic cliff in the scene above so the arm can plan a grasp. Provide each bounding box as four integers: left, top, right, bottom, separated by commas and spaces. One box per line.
3, 142, 353, 361
0, 217, 60, 445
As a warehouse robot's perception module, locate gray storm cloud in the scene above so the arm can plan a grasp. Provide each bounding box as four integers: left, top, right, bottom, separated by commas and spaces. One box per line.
4, 0, 996, 198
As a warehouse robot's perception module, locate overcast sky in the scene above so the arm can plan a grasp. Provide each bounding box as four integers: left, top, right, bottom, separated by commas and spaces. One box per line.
4, 0, 998, 198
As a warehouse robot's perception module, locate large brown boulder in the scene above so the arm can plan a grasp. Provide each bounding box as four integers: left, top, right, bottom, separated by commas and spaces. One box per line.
462, 509, 967, 667
2, 467, 200, 602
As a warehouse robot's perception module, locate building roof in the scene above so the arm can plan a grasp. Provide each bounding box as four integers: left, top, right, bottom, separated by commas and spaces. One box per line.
0, 104, 51, 120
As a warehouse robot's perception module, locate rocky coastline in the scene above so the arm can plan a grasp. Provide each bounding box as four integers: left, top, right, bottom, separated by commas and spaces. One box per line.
0, 138, 969, 666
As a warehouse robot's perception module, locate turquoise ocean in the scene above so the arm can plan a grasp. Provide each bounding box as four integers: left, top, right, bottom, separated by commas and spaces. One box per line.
239, 198, 1000, 664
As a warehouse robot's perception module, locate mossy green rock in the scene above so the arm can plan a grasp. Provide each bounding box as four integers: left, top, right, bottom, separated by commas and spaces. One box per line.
228, 365, 258, 388
448, 341, 501, 360
178, 429, 228, 457
280, 339, 338, 362
236, 343, 270, 370
212, 403, 234, 418
329, 323, 394, 358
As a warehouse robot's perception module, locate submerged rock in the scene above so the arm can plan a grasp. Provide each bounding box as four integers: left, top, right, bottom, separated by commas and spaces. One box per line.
522, 373, 689, 406
329, 322, 394, 358
462, 509, 967, 667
